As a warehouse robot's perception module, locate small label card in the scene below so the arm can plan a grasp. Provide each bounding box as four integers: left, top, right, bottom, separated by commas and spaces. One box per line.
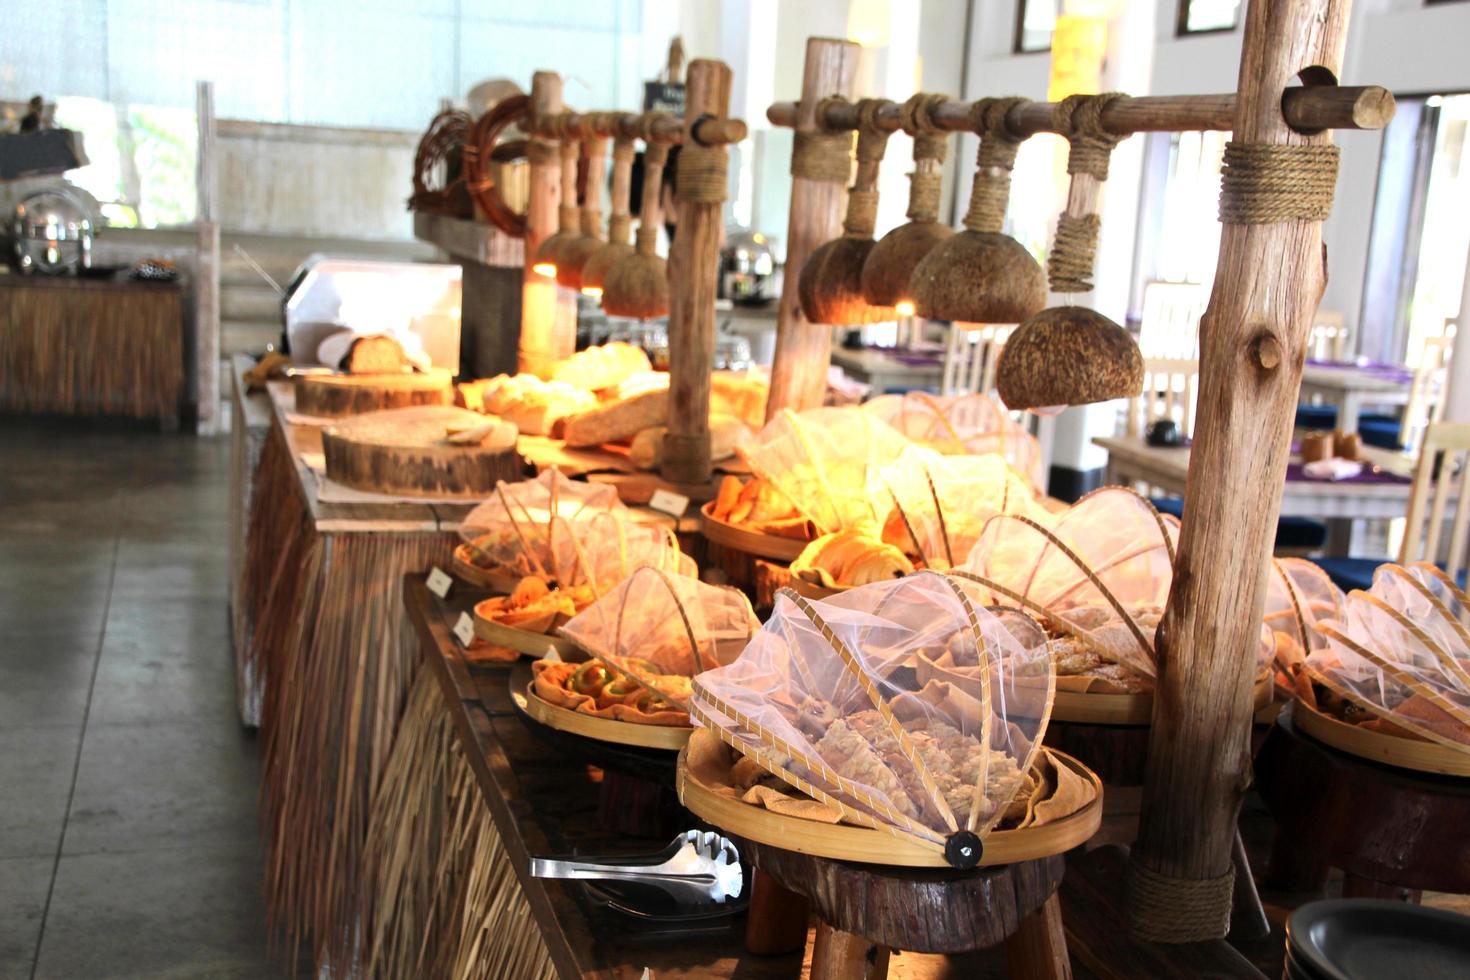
649, 488, 690, 518
453, 612, 476, 647
541, 645, 563, 663
426, 566, 453, 598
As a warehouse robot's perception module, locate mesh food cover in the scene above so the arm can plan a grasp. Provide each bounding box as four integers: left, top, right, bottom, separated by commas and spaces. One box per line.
1308, 562, 1470, 751
878, 447, 1044, 571
737, 407, 913, 535
690, 571, 1056, 866
558, 565, 760, 710
863, 392, 1044, 488
542, 509, 696, 592
954, 487, 1177, 687
458, 469, 625, 579
1264, 558, 1345, 689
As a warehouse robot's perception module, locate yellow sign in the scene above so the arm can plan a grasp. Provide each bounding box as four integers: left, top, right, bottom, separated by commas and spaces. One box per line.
1047, 14, 1108, 102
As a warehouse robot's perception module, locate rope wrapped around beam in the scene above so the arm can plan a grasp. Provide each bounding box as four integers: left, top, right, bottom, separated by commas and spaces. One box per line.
900, 93, 950, 223
678, 116, 730, 204
792, 95, 855, 183
1048, 92, 1126, 295
841, 98, 893, 238
1218, 142, 1340, 223
961, 97, 1027, 235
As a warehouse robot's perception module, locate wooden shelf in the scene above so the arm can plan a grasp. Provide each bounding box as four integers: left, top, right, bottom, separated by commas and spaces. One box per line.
413, 211, 524, 269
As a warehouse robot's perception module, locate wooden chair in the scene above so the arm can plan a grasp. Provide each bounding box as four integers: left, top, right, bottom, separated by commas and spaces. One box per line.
1137, 281, 1206, 360
942, 324, 1011, 397
1315, 420, 1470, 591
1125, 357, 1200, 441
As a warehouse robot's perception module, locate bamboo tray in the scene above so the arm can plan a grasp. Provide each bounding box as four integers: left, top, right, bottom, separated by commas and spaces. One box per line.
677, 739, 1102, 868
519, 682, 692, 751
1293, 700, 1470, 778
700, 502, 809, 562
918, 655, 1274, 726
451, 544, 523, 593
788, 574, 847, 601
471, 600, 580, 660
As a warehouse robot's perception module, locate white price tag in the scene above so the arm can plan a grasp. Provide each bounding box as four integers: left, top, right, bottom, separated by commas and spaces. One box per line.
453, 611, 476, 647
649, 488, 690, 518
541, 645, 563, 663
426, 566, 453, 598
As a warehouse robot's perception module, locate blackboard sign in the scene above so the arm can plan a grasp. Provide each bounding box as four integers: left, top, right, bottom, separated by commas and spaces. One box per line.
643, 82, 686, 116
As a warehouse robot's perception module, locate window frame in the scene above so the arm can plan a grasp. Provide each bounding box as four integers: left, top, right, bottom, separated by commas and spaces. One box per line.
1175, 0, 1241, 37
1013, 0, 1056, 55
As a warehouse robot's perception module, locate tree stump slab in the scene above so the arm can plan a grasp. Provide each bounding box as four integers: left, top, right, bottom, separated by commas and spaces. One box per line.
321, 405, 522, 498
295, 369, 454, 418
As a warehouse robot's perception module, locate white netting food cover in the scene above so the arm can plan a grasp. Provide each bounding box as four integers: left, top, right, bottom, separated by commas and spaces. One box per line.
690, 572, 1056, 863
954, 487, 1178, 685
737, 407, 913, 535
1264, 558, 1345, 686
878, 447, 1045, 571
458, 469, 624, 576
862, 392, 1044, 488
558, 565, 759, 710
1308, 562, 1470, 752
543, 509, 696, 591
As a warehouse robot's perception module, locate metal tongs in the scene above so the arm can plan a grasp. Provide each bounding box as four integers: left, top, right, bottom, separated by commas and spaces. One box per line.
529, 830, 743, 905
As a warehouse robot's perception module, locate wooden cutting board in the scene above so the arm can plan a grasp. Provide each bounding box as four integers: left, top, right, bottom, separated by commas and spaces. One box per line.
295, 369, 453, 418
321, 405, 524, 498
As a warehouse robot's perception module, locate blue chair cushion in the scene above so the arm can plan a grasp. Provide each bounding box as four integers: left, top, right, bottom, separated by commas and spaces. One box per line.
1357, 418, 1403, 450
1150, 496, 1327, 551
1357, 411, 1399, 426
1296, 404, 1338, 430
1311, 556, 1380, 593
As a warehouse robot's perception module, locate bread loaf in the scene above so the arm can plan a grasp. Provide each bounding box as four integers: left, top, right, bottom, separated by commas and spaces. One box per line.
562, 389, 669, 448
345, 335, 409, 374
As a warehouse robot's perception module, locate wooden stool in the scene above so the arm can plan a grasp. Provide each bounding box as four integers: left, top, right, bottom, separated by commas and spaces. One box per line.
1255, 705, 1470, 900
742, 839, 1071, 980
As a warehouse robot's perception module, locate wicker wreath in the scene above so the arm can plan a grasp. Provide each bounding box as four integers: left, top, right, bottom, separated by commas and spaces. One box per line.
409, 108, 474, 217
463, 94, 532, 238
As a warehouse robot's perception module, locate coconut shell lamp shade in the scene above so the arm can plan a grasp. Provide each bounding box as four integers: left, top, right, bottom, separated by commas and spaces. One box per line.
555, 125, 609, 291
531, 125, 583, 280
909, 98, 1046, 328
861, 93, 955, 315
580, 132, 638, 297
602, 137, 670, 319
797, 99, 896, 326
996, 93, 1144, 412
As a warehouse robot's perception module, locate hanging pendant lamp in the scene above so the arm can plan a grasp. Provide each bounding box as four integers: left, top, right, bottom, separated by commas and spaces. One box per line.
602, 131, 670, 319
909, 97, 1046, 326
580, 129, 638, 298
996, 93, 1144, 411
797, 98, 896, 325
531, 119, 583, 280
861, 93, 955, 315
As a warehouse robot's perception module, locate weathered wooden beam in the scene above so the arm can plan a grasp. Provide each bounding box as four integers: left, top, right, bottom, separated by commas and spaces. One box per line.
662, 59, 733, 485
1129, 0, 1361, 943
766, 37, 861, 418
519, 71, 572, 377
531, 111, 746, 146
766, 84, 1393, 137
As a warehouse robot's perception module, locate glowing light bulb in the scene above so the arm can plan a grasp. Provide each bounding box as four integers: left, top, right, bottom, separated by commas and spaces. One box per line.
895, 300, 916, 317
581, 286, 603, 298
533, 261, 557, 278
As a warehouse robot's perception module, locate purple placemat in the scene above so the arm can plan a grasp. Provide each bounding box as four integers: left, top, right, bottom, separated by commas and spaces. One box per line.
1285, 462, 1411, 485
1304, 359, 1414, 385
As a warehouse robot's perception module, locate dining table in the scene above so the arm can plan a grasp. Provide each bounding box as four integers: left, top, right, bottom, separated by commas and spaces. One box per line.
1092, 434, 1423, 555
1297, 360, 1413, 434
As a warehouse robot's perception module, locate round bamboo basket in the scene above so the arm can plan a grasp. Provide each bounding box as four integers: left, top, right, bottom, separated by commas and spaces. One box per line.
676, 738, 1103, 868
471, 599, 579, 659
788, 574, 847, 601
699, 502, 809, 562
1292, 700, 1470, 778
450, 544, 523, 593
519, 682, 691, 751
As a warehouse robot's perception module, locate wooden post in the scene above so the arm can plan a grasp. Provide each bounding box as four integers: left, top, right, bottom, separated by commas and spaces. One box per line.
521, 71, 572, 378
1130, 0, 1356, 942
662, 59, 733, 485
194, 80, 220, 435
765, 37, 860, 419
809, 921, 890, 980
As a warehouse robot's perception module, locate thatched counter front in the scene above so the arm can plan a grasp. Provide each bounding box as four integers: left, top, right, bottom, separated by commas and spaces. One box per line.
0, 272, 184, 425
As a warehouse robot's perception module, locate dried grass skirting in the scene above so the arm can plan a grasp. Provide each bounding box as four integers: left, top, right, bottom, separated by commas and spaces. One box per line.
361, 669, 555, 975
252, 508, 456, 972
362, 668, 555, 979
0, 281, 184, 419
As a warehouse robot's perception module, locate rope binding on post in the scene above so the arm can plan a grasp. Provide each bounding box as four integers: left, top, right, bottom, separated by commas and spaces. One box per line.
1218, 142, 1340, 224
899, 93, 951, 223
678, 113, 730, 205
841, 98, 893, 239
791, 95, 855, 183
1127, 860, 1236, 942
1048, 92, 1126, 295
961, 96, 1027, 235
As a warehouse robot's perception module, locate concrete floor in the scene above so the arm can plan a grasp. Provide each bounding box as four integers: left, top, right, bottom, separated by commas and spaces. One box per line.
0, 419, 281, 979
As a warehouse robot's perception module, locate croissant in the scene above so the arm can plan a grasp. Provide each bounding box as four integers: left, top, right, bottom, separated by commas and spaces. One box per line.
794, 527, 914, 588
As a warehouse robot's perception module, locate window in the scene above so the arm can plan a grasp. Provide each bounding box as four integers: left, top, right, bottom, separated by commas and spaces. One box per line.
1177, 0, 1241, 35
1014, 0, 1062, 54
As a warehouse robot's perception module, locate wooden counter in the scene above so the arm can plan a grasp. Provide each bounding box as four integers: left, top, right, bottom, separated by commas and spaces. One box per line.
0, 271, 184, 425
